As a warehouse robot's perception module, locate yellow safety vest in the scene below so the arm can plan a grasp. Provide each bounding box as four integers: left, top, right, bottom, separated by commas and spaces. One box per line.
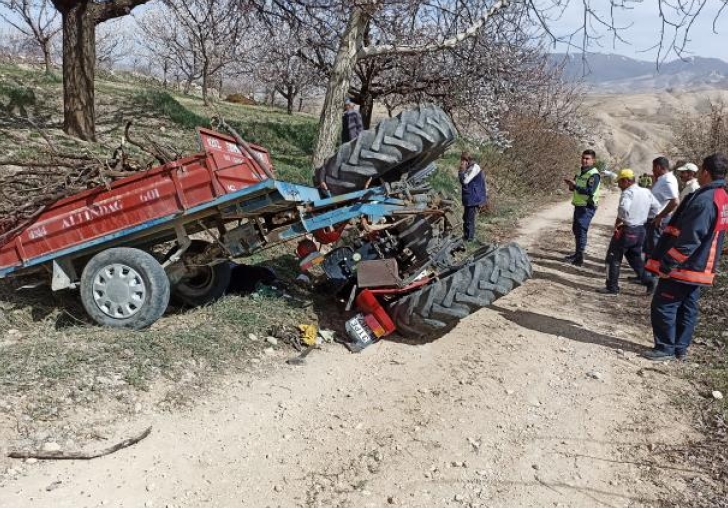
572, 167, 601, 207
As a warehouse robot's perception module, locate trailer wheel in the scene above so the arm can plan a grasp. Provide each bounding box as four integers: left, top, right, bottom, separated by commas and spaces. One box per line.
316, 105, 456, 195
80, 247, 170, 330
171, 240, 232, 307
388, 243, 532, 340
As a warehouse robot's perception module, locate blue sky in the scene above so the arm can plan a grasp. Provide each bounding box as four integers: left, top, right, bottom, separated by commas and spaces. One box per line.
547, 0, 727, 61
0, 1, 724, 63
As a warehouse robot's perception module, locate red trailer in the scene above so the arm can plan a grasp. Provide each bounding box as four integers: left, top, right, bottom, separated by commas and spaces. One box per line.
0, 128, 347, 329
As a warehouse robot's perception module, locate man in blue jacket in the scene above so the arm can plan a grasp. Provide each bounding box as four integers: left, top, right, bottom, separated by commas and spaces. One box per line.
459, 152, 487, 242
644, 152, 728, 361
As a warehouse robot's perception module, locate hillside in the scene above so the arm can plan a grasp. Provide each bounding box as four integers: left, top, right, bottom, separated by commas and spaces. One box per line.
584, 88, 728, 171
552, 52, 728, 93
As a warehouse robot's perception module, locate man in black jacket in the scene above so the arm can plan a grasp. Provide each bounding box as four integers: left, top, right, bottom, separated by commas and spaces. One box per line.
643, 153, 728, 361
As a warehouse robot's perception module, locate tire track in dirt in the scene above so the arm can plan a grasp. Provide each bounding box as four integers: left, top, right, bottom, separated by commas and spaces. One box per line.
0, 191, 699, 507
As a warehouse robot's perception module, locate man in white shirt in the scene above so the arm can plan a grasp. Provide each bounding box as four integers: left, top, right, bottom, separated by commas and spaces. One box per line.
675, 162, 701, 201
644, 156, 679, 256
599, 169, 661, 295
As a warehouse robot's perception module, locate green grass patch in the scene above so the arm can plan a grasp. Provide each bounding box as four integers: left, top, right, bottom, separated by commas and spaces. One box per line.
134, 90, 208, 130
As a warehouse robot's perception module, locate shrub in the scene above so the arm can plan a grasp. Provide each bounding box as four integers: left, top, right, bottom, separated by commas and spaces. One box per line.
467, 114, 579, 212
671, 99, 728, 163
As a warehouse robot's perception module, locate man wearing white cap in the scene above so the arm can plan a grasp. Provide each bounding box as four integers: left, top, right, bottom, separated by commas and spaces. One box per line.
675, 162, 700, 201
599, 169, 661, 295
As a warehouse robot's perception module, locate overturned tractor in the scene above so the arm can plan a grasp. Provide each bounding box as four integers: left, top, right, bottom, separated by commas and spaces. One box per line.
0, 105, 531, 347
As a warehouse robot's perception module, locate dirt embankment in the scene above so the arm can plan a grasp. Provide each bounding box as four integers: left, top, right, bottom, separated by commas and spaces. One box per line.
0, 191, 717, 507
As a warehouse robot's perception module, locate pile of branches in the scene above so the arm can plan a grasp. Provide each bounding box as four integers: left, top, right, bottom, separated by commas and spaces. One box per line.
0, 123, 180, 245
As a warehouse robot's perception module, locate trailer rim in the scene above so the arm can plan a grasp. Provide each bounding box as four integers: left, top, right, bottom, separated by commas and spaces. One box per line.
91, 263, 147, 318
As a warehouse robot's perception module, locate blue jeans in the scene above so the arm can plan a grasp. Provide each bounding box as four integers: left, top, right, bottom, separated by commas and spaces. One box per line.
651, 278, 702, 355
572, 206, 596, 254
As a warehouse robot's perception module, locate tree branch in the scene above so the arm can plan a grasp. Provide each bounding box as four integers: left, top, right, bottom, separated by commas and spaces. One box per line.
357, 0, 511, 59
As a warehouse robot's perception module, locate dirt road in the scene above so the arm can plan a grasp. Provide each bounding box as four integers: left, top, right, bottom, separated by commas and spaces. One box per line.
0, 192, 699, 507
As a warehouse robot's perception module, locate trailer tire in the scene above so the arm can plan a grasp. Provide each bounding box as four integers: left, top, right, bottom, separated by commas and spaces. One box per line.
316, 105, 456, 195
80, 247, 170, 330
171, 241, 232, 307
388, 243, 532, 340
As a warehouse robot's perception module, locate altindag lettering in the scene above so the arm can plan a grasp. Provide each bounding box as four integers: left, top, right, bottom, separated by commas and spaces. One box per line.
61, 200, 123, 229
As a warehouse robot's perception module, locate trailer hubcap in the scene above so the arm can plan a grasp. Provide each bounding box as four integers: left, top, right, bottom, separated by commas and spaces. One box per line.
92, 263, 147, 319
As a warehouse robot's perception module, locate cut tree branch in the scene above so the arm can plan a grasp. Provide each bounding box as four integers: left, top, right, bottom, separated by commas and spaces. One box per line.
8, 426, 152, 460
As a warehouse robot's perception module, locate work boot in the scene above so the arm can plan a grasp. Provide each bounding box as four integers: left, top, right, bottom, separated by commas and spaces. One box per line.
571, 252, 584, 267
563, 253, 577, 262
596, 287, 619, 295
642, 349, 675, 362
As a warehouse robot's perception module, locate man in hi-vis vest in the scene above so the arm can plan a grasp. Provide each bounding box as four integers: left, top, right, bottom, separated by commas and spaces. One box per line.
564, 150, 601, 266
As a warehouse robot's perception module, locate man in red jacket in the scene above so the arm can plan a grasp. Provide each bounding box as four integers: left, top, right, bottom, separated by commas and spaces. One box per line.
643, 153, 728, 361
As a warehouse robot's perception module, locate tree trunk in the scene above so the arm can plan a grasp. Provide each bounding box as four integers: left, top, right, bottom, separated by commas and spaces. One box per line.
202, 61, 209, 106
286, 86, 294, 115
60, 4, 96, 141
359, 92, 375, 129
298, 96, 304, 112
311, 8, 368, 168
42, 40, 53, 75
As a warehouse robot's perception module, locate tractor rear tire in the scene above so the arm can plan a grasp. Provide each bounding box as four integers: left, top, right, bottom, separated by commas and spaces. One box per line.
316, 105, 456, 195
388, 243, 532, 340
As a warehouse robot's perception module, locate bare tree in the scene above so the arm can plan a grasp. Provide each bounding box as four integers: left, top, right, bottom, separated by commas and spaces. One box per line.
49, 0, 151, 141
96, 18, 131, 70
251, 24, 321, 114
0, 0, 60, 74
253, 0, 726, 167
135, 0, 249, 105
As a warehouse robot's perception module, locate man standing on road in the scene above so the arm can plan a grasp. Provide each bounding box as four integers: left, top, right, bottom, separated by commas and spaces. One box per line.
342, 98, 363, 144
643, 153, 728, 361
459, 152, 487, 243
564, 149, 601, 266
598, 169, 660, 295
644, 157, 679, 256
675, 162, 701, 201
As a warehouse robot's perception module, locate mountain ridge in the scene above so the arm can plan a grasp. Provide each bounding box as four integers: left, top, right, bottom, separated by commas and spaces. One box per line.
551, 52, 728, 92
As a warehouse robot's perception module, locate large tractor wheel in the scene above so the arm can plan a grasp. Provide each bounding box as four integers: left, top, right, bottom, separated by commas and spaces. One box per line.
169, 240, 232, 307
80, 247, 170, 330
388, 243, 532, 340
316, 105, 456, 195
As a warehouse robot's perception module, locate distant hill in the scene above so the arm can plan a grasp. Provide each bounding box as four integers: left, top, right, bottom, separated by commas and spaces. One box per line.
551, 53, 728, 92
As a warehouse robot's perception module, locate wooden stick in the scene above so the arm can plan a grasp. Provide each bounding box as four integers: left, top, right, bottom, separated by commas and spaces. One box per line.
8, 426, 152, 460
